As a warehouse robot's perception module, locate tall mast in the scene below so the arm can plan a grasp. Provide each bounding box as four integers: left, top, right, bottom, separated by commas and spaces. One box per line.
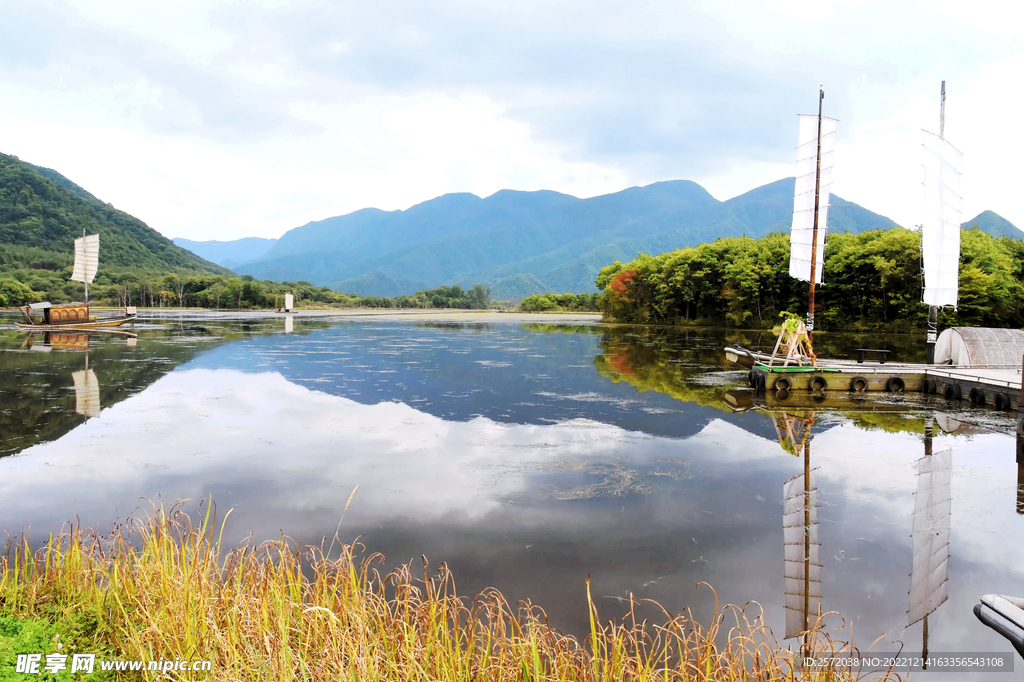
83, 228, 89, 305
807, 88, 824, 344
926, 81, 945, 364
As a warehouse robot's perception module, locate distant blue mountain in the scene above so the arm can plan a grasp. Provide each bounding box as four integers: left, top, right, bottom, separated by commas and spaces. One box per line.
237, 178, 899, 297
961, 210, 1021, 238
173, 237, 278, 269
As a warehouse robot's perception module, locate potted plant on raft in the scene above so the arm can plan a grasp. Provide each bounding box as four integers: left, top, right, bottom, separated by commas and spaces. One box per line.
769, 311, 816, 368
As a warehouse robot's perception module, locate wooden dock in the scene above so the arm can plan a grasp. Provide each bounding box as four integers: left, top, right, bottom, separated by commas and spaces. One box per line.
727, 346, 1024, 411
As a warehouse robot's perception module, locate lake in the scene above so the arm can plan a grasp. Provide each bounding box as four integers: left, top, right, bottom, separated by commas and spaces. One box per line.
1, 312, 1022, 677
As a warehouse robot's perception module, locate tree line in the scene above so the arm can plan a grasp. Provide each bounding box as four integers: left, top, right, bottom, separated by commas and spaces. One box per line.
519, 292, 601, 312
595, 228, 1024, 330
0, 258, 497, 311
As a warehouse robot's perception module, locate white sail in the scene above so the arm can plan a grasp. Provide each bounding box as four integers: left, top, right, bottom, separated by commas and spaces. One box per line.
908, 448, 952, 625
72, 368, 101, 418
71, 234, 100, 284
921, 132, 963, 308
284, 293, 294, 310
783, 470, 821, 639
790, 114, 838, 284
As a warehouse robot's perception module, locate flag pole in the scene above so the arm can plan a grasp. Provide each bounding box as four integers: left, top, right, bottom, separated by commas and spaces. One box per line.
807, 87, 824, 345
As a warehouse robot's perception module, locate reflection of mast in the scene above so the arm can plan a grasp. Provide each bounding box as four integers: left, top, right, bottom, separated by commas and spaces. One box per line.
783, 414, 821, 650
1018, 450, 1024, 516
72, 351, 101, 419
908, 417, 951, 666
1017, 420, 1024, 515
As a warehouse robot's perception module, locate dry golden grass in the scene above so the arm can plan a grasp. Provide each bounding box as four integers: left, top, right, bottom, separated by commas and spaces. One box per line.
1, 500, 900, 681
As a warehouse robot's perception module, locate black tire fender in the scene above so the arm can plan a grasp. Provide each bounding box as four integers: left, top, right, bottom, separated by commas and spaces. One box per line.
886, 376, 906, 393
809, 375, 828, 392
850, 376, 869, 392
775, 376, 792, 391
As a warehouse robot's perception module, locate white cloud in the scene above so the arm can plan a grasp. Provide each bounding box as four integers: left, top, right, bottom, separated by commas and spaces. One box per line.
0, 0, 1020, 239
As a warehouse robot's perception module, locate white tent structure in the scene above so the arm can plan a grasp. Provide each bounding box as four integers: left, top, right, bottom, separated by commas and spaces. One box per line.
934, 327, 1024, 365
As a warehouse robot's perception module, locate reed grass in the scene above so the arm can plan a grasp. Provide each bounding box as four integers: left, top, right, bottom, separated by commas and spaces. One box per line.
1, 500, 900, 681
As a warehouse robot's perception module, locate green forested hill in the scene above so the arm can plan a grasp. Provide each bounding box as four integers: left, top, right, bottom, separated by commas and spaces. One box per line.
0, 152, 227, 274
962, 210, 1022, 238
237, 178, 899, 296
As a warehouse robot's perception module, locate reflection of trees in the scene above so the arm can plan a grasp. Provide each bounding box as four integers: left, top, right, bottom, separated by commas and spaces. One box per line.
593, 329, 735, 410
0, 320, 313, 459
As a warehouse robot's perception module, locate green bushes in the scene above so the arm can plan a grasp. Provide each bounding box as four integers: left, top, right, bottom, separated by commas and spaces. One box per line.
520, 292, 600, 312
596, 228, 1024, 330
0, 278, 37, 306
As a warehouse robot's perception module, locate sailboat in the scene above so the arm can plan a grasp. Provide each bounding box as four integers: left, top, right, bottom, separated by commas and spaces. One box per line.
726, 90, 837, 369
921, 81, 963, 363
17, 231, 137, 329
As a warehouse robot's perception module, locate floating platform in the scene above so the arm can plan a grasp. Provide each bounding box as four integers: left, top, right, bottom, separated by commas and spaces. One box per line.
726, 345, 1023, 411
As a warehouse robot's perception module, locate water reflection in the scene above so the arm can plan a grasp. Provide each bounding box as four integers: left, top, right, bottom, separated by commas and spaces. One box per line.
910, 417, 951, 666
724, 390, 1017, 674
0, 318, 1021, 677
777, 410, 820, 651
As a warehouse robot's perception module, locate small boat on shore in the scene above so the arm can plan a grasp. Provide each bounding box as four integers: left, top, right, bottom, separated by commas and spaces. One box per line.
15, 232, 137, 330
17, 302, 137, 329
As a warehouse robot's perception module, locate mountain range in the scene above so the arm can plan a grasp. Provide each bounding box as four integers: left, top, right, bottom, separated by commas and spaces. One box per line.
3, 149, 1019, 300
227, 178, 918, 298
172, 236, 278, 269
0, 152, 226, 275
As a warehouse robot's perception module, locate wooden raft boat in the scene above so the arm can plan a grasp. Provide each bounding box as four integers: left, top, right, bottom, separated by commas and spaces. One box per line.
14, 232, 137, 331
16, 302, 137, 329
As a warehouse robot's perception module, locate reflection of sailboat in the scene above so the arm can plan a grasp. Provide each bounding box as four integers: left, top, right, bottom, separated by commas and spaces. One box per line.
908, 417, 951, 664
777, 410, 822, 647
25, 331, 104, 419
72, 359, 101, 419
771, 410, 815, 457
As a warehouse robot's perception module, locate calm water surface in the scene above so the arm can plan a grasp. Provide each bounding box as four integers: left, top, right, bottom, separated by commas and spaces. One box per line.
1, 313, 1022, 677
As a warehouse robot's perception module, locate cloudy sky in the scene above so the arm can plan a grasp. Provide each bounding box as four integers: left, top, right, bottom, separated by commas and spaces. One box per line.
1, 0, 1021, 241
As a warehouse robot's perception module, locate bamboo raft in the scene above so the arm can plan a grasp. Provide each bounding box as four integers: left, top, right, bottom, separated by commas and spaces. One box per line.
726, 344, 1024, 410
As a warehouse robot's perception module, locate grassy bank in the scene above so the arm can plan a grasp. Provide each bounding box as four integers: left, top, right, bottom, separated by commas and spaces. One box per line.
1, 502, 898, 681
